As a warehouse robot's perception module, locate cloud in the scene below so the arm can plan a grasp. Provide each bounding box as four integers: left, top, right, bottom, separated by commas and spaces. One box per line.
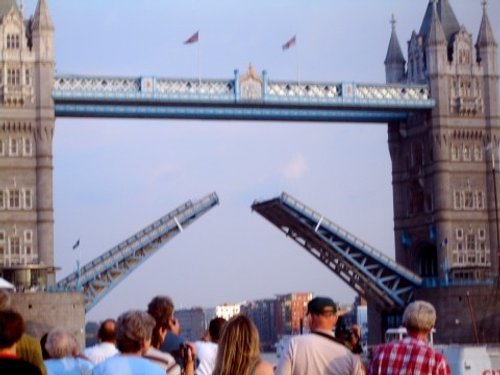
282, 154, 308, 181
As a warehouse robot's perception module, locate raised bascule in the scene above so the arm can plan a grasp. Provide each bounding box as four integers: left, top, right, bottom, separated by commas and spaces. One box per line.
0, 0, 499, 344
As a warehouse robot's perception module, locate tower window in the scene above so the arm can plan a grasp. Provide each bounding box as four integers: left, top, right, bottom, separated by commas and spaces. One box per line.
8, 190, 20, 209
476, 192, 484, 209
0, 191, 4, 210
454, 191, 462, 209
0, 140, 4, 156
25, 245, 32, 255
466, 234, 475, 250
9, 138, 18, 156
24, 230, 32, 243
464, 192, 474, 209
7, 69, 21, 86
451, 145, 460, 161
458, 50, 471, 65
463, 145, 471, 161
478, 228, 486, 240
9, 237, 20, 255
474, 145, 482, 161
24, 189, 32, 210
25, 69, 31, 85
6, 34, 20, 49
456, 228, 464, 240
24, 138, 32, 156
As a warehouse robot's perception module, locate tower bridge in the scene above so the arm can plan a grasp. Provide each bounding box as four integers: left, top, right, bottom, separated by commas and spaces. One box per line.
1, 0, 499, 344
52, 73, 434, 122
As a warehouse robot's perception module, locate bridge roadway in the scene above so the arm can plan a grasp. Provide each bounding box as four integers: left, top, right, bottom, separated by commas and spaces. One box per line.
52, 69, 434, 123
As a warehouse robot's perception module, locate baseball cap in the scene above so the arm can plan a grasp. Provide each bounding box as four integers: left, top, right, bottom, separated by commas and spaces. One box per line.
307, 297, 338, 315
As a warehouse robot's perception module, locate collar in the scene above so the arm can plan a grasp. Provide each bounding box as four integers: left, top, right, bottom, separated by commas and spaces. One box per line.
0, 353, 20, 359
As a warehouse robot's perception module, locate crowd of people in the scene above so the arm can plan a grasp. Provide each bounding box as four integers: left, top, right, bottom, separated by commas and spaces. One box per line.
0, 288, 451, 375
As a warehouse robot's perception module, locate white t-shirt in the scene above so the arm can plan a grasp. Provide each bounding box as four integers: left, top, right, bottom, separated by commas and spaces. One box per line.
275, 330, 365, 375
83, 342, 119, 364
194, 341, 218, 375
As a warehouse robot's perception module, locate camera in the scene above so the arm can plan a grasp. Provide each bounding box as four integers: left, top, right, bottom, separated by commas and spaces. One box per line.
178, 343, 194, 368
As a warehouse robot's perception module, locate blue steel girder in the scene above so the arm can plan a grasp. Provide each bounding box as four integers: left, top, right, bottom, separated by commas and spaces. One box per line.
52, 75, 434, 123
51, 192, 219, 312
251, 192, 422, 311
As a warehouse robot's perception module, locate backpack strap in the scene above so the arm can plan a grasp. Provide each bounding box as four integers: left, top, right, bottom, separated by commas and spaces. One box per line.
311, 330, 346, 346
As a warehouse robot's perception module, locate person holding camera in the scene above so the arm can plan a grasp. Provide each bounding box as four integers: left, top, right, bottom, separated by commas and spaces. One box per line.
275, 296, 365, 375
145, 295, 195, 375
194, 317, 226, 375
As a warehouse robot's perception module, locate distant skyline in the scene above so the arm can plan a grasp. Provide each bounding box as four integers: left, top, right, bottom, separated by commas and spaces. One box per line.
21, 0, 500, 321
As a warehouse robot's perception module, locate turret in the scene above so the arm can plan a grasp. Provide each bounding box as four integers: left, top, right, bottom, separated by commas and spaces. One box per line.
476, 0, 498, 120
0, 0, 18, 16
425, 0, 450, 120
31, 0, 54, 107
385, 15, 406, 84
425, 1, 447, 77
31, 0, 56, 286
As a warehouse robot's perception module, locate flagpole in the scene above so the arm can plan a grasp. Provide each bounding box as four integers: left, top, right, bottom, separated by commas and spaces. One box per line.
197, 39, 201, 85
73, 238, 81, 290
296, 35, 301, 85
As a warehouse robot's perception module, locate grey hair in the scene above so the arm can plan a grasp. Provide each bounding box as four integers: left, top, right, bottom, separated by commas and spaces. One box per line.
45, 329, 78, 358
403, 300, 436, 333
0, 290, 11, 310
116, 310, 156, 353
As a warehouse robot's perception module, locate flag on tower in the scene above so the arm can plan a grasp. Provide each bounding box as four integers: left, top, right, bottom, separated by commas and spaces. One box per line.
184, 31, 199, 45
72, 238, 80, 250
282, 35, 296, 51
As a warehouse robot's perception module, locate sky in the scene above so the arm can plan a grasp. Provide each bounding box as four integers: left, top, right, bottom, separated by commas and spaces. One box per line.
22, 0, 500, 322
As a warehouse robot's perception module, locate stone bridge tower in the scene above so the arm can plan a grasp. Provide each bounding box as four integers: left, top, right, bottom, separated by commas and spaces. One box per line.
0, 0, 55, 288
384, 0, 500, 343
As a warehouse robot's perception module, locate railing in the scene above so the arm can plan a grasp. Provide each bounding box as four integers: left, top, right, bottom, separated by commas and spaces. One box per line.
421, 277, 498, 288
53, 74, 434, 109
51, 193, 219, 312
279, 192, 422, 285
252, 192, 422, 309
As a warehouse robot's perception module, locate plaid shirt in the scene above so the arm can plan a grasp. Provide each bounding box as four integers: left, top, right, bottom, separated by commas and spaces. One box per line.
368, 336, 451, 375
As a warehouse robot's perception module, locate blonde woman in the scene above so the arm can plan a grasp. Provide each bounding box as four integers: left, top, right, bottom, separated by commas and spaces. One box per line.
213, 314, 273, 375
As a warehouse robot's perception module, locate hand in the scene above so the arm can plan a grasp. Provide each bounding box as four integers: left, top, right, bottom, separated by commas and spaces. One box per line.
183, 342, 196, 375
170, 318, 181, 335
185, 342, 196, 357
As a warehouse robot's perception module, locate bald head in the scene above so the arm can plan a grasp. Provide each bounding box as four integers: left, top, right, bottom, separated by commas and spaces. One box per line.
98, 319, 116, 343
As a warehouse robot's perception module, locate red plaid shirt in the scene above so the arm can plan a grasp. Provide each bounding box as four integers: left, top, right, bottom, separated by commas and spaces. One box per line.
368, 336, 451, 375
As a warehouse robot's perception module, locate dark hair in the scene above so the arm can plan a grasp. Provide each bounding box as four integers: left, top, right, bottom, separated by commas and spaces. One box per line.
209, 317, 227, 343
40, 332, 51, 360
147, 296, 174, 348
98, 319, 116, 343
0, 309, 24, 349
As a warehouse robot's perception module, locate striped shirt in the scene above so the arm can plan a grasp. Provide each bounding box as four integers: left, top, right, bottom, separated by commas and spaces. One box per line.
368, 336, 450, 375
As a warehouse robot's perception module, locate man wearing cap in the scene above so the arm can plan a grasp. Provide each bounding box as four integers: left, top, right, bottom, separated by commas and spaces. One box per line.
275, 296, 365, 375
